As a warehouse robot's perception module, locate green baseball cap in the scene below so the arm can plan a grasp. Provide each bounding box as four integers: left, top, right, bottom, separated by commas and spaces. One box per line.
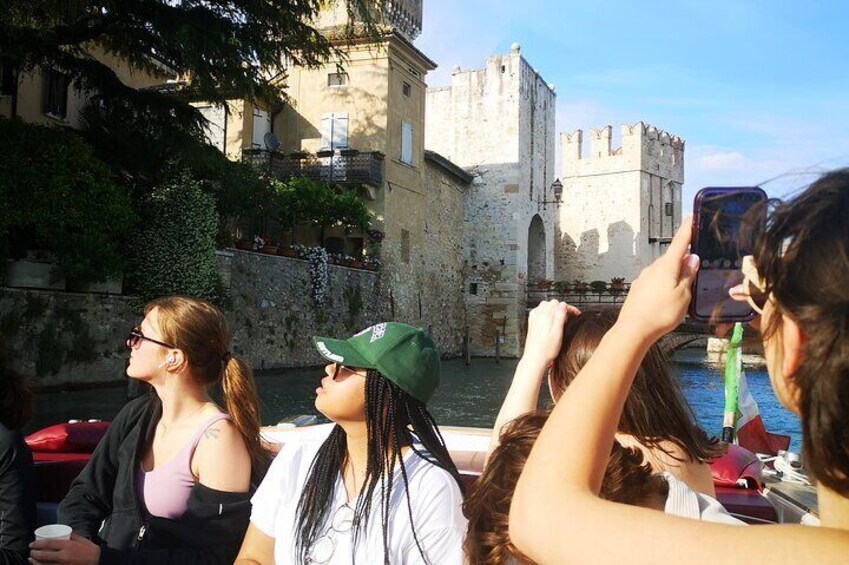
312, 322, 441, 404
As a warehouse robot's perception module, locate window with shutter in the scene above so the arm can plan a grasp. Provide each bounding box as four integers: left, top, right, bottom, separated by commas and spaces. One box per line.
251, 108, 270, 148
321, 113, 349, 150
43, 69, 68, 119
401, 121, 413, 165
333, 114, 348, 149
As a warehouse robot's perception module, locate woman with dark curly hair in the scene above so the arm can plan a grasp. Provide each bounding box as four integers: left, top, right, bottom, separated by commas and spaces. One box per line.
0, 349, 36, 565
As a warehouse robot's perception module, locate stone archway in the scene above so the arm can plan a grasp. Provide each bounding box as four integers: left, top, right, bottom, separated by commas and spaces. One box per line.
527, 214, 546, 286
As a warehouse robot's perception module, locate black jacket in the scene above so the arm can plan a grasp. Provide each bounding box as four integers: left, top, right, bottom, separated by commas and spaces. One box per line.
58, 396, 253, 565
0, 424, 35, 565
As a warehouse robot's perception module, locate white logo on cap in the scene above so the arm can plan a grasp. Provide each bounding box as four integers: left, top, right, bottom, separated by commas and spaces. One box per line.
316, 341, 344, 363
370, 323, 387, 343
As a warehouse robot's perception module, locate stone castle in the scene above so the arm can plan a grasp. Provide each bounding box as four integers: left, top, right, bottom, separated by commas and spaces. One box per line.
425, 45, 683, 356
426, 44, 556, 355
558, 122, 684, 283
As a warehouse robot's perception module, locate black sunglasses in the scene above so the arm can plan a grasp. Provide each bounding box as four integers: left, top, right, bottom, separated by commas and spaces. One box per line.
126, 327, 175, 350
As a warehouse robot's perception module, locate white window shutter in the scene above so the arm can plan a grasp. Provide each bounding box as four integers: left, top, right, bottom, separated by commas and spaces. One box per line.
252, 108, 270, 148
320, 114, 333, 150
401, 121, 413, 164
333, 113, 349, 149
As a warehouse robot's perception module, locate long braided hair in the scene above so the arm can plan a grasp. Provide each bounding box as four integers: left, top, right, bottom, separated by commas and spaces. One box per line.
294, 369, 464, 564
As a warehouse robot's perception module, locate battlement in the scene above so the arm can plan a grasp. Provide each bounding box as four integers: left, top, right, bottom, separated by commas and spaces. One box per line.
561, 121, 684, 179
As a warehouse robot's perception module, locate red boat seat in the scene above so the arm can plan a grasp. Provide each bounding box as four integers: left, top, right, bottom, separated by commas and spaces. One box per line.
26, 421, 110, 453
26, 421, 109, 504
711, 444, 763, 489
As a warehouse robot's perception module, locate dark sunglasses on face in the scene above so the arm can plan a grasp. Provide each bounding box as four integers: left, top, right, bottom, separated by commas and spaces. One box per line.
332, 364, 367, 381
126, 327, 175, 350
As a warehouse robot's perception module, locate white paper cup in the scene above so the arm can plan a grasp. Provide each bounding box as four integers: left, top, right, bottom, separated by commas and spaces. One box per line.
34, 524, 72, 541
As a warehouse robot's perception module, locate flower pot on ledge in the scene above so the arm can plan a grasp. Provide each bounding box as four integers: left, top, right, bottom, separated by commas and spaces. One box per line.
261, 245, 278, 255
235, 240, 252, 251
316, 150, 334, 158
350, 260, 364, 270
278, 247, 299, 258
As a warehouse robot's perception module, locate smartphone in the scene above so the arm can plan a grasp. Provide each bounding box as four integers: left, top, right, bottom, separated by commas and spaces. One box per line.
689, 187, 767, 323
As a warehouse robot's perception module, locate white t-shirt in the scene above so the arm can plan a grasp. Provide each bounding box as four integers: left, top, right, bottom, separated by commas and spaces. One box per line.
251, 435, 468, 564
662, 472, 746, 525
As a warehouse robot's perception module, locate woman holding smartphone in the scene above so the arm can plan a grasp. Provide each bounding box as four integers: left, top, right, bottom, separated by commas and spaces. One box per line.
510, 170, 849, 562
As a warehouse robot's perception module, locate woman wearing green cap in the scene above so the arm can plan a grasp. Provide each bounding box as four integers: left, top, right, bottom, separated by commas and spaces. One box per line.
235, 322, 467, 564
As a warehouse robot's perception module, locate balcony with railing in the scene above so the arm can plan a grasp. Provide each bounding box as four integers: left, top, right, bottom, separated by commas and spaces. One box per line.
243, 149, 384, 189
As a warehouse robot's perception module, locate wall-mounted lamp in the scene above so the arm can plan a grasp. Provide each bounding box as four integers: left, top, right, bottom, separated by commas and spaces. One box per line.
537, 178, 563, 211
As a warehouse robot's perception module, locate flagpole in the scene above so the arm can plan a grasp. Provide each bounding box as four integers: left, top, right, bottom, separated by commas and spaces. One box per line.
722, 322, 744, 443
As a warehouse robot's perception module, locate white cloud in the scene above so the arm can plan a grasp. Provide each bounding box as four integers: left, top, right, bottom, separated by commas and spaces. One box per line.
683, 144, 849, 212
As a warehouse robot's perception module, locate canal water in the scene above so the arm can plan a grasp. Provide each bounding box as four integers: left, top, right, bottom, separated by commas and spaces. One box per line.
28, 351, 803, 451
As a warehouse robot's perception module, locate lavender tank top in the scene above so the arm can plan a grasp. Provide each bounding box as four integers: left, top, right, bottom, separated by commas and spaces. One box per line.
137, 413, 231, 519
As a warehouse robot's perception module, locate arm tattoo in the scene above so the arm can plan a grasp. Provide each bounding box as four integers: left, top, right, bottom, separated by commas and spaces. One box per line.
204, 427, 221, 440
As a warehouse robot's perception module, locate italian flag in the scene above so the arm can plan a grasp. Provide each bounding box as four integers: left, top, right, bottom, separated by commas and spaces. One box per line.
723, 323, 791, 456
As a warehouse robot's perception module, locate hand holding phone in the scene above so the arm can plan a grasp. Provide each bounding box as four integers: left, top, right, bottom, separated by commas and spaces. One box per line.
689, 187, 767, 323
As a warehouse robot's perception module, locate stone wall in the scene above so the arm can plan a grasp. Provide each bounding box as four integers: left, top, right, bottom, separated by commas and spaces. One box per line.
426, 46, 556, 356
1, 245, 472, 386
557, 122, 684, 284
0, 288, 138, 387
216, 250, 387, 370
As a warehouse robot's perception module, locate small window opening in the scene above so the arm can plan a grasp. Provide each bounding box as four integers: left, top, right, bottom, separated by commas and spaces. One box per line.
328, 72, 347, 87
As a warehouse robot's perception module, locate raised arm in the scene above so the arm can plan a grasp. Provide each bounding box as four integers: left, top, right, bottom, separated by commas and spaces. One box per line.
487, 302, 579, 460
509, 220, 849, 563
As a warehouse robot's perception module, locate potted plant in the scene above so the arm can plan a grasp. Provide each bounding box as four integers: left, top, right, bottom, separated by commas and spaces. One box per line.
260, 235, 278, 255
278, 245, 299, 258
364, 256, 382, 271
367, 228, 385, 244
316, 149, 334, 158
572, 280, 588, 294
553, 280, 570, 294
340, 148, 360, 157
610, 276, 627, 292
590, 280, 608, 293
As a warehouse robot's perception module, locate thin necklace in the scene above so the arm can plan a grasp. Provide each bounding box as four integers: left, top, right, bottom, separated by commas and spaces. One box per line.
160, 401, 207, 436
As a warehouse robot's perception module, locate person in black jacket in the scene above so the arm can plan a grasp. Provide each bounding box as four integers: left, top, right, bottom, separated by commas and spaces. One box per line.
0, 354, 36, 565
30, 297, 269, 565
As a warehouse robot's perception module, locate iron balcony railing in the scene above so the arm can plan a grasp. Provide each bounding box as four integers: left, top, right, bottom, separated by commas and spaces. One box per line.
526, 284, 631, 310
243, 149, 384, 188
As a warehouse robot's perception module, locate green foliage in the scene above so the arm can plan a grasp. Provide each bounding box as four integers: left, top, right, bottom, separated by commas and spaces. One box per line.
1, 0, 377, 147
553, 281, 570, 294
589, 280, 608, 292
275, 177, 371, 241
128, 171, 221, 303
0, 119, 137, 283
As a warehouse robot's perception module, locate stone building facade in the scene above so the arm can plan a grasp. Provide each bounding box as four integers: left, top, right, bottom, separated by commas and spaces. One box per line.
425, 45, 557, 356
557, 122, 684, 284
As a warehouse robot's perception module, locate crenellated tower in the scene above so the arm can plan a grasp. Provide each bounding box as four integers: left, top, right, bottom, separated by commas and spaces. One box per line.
556, 121, 684, 283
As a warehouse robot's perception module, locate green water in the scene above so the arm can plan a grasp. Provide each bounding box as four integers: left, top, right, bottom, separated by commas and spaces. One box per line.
28, 355, 802, 451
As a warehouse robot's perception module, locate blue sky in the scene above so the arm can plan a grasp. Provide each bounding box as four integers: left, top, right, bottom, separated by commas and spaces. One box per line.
417, 0, 849, 210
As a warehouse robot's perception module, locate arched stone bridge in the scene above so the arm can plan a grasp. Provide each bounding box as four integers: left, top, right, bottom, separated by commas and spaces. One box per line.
659, 321, 713, 353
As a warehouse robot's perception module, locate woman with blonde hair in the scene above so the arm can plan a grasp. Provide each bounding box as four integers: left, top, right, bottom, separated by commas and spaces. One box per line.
31, 296, 268, 565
